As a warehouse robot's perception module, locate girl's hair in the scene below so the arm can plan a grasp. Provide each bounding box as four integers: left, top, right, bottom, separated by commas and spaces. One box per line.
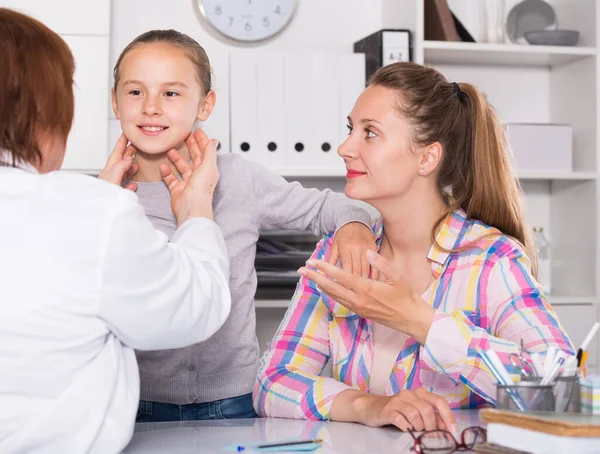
113, 29, 212, 95
369, 62, 537, 276
0, 8, 75, 167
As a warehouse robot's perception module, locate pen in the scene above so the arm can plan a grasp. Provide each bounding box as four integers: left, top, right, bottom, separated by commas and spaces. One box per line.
237, 439, 323, 451
577, 322, 600, 367
541, 356, 565, 386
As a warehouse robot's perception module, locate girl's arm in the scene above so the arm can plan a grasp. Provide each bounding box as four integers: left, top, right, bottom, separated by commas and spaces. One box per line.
253, 234, 353, 420
244, 157, 371, 234
420, 246, 574, 404
98, 193, 231, 351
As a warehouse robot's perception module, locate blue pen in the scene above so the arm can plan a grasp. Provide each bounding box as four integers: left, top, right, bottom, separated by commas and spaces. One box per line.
237, 439, 323, 451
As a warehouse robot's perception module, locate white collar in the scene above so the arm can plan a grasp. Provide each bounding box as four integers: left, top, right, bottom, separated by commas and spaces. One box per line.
0, 149, 39, 174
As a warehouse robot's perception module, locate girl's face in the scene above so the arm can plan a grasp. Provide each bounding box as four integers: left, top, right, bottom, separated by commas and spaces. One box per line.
338, 85, 438, 206
112, 43, 208, 155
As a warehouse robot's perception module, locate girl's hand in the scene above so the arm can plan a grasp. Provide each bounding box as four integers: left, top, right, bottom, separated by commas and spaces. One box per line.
357, 389, 456, 433
328, 222, 376, 278
160, 129, 219, 225
98, 134, 139, 191
298, 250, 435, 344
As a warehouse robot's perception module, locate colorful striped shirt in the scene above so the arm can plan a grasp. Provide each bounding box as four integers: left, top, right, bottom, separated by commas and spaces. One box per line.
254, 210, 574, 420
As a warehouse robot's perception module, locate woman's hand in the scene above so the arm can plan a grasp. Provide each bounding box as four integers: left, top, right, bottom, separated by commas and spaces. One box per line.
332, 388, 456, 433
328, 222, 376, 278
97, 134, 139, 191
160, 128, 219, 225
360, 390, 456, 433
298, 250, 435, 344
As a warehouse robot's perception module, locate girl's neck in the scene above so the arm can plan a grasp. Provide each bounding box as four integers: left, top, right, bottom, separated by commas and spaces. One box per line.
130, 143, 191, 183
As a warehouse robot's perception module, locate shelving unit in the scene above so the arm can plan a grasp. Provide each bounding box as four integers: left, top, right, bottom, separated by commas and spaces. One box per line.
423, 40, 597, 67
255, 0, 600, 371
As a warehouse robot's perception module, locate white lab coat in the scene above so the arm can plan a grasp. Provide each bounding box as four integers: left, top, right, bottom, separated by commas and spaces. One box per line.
0, 164, 231, 453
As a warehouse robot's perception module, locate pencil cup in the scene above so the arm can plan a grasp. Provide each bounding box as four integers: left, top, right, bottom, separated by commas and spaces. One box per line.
496, 382, 555, 412
553, 375, 580, 413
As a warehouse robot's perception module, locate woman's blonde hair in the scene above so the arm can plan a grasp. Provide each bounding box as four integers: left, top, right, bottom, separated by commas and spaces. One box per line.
369, 62, 537, 276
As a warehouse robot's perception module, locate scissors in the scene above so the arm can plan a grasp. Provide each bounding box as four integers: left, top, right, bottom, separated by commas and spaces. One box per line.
509, 338, 536, 378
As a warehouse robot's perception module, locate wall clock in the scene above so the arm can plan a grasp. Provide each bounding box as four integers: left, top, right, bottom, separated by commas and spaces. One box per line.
196, 0, 298, 43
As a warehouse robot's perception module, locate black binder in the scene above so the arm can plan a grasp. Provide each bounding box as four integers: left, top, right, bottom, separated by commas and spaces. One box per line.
353, 29, 412, 82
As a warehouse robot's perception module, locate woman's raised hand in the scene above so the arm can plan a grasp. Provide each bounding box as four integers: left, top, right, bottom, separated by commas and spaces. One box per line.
160, 128, 220, 225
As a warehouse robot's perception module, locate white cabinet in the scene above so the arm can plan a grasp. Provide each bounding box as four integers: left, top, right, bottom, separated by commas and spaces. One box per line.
1, 0, 110, 35
62, 36, 110, 172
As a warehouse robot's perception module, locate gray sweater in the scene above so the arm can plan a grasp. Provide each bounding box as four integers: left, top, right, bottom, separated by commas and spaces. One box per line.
134, 153, 371, 404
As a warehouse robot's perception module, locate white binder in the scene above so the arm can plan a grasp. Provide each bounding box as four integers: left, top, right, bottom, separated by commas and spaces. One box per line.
200, 49, 230, 154
283, 53, 313, 171
310, 54, 342, 171
337, 54, 366, 151
230, 52, 258, 160
256, 53, 286, 168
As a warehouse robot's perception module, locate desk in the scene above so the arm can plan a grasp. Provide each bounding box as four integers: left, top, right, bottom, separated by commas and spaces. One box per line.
122, 410, 482, 453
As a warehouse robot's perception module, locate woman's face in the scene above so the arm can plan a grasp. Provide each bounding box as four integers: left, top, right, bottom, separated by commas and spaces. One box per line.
112, 43, 204, 155
338, 85, 424, 206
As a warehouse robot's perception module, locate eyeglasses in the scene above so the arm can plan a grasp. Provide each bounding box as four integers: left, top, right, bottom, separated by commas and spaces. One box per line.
409, 426, 487, 454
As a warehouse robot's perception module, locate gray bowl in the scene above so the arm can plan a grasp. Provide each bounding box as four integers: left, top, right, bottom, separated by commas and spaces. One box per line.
524, 29, 580, 46
506, 0, 557, 44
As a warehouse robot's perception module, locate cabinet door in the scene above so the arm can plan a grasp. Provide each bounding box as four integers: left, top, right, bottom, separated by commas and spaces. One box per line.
553, 304, 598, 367
1, 0, 110, 35
61, 36, 110, 172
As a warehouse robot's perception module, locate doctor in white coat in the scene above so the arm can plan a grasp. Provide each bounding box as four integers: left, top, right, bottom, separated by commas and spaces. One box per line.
0, 8, 231, 454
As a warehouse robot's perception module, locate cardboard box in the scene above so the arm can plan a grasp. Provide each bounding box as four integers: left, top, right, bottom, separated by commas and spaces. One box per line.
505, 123, 573, 172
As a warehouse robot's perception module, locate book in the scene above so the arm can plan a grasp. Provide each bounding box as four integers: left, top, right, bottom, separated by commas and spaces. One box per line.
480, 409, 600, 454
424, 0, 461, 41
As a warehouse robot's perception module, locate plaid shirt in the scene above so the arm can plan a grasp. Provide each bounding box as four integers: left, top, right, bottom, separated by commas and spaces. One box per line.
254, 210, 574, 420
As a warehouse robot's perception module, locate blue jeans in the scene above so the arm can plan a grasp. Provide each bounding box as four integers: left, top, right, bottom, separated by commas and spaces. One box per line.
135, 393, 257, 422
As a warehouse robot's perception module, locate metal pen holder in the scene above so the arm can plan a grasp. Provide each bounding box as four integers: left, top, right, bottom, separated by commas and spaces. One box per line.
496, 381, 555, 412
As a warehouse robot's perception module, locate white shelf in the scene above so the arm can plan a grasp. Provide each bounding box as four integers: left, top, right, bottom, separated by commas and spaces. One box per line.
268, 168, 598, 180
256, 299, 290, 309
423, 41, 597, 68
273, 167, 345, 178
549, 296, 597, 305
517, 171, 597, 181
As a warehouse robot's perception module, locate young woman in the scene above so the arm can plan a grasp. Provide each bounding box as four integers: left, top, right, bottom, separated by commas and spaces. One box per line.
254, 62, 574, 433
0, 9, 231, 453
110, 29, 377, 422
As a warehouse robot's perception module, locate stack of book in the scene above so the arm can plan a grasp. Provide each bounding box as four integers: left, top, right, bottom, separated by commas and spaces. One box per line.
477, 409, 600, 454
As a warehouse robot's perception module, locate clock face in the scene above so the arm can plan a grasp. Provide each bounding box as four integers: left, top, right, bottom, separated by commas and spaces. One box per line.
197, 0, 298, 42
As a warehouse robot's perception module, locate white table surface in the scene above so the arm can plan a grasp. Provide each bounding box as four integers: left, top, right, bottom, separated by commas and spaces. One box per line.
122, 410, 483, 454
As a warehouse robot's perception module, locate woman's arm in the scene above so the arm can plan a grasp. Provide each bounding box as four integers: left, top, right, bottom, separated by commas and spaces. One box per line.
420, 247, 574, 403
98, 195, 231, 351
253, 234, 353, 420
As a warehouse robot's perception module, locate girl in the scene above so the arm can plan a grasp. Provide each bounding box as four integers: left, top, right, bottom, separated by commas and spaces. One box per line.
254, 62, 574, 432
110, 29, 377, 422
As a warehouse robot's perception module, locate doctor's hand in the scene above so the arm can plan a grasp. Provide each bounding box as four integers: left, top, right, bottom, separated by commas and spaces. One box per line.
298, 250, 435, 344
98, 134, 139, 191
328, 222, 377, 278
160, 129, 220, 225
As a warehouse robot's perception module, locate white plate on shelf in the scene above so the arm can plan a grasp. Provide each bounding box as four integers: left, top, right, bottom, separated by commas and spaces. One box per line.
505, 0, 557, 44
